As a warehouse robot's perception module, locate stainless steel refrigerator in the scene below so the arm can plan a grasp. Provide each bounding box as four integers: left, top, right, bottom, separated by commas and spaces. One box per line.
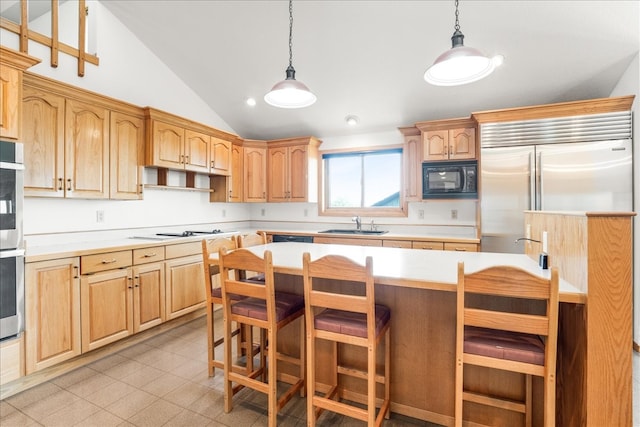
480, 112, 633, 253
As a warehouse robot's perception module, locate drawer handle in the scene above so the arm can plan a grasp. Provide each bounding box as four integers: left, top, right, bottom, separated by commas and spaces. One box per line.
453, 248, 467, 252
143, 253, 157, 258
101, 258, 117, 264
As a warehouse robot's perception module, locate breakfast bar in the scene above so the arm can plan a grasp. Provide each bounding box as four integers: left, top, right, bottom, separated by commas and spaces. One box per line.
209, 211, 633, 427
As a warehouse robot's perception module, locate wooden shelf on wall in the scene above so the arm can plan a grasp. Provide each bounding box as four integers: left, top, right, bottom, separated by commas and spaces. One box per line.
143, 184, 214, 193
144, 168, 215, 193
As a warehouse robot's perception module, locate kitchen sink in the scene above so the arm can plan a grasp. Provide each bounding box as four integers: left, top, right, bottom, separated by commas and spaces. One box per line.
318, 229, 388, 235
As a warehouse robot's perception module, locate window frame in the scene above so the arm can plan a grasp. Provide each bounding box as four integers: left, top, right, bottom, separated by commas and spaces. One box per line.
318, 144, 407, 217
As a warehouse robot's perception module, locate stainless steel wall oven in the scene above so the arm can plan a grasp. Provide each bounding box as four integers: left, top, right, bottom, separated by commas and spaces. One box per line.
0, 141, 25, 340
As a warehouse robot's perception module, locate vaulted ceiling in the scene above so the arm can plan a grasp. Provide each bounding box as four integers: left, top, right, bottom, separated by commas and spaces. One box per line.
102, 1, 639, 140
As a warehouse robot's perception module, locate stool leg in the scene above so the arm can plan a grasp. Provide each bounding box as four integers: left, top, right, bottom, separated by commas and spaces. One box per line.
525, 374, 532, 427
367, 342, 376, 426
384, 328, 391, 419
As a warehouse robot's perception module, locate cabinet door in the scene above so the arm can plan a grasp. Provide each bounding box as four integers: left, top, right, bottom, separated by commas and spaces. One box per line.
444, 242, 478, 252
132, 262, 165, 333
229, 143, 243, 202
288, 145, 308, 202
244, 145, 267, 202
403, 135, 421, 201
210, 136, 232, 176
0, 64, 21, 140
110, 111, 144, 200
22, 86, 65, 197
423, 130, 449, 161
65, 99, 109, 199
448, 127, 476, 160
25, 258, 80, 374
81, 268, 133, 352
150, 121, 184, 169
184, 129, 209, 173
267, 146, 288, 202
165, 255, 206, 320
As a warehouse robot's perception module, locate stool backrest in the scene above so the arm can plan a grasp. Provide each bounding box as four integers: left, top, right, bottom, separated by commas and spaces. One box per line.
302, 253, 375, 343
201, 236, 237, 298
237, 231, 267, 248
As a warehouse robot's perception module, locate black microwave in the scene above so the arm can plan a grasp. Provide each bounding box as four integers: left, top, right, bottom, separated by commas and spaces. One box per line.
422, 160, 478, 199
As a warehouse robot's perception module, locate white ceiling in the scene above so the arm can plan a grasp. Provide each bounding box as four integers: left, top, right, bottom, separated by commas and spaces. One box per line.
101, 1, 639, 140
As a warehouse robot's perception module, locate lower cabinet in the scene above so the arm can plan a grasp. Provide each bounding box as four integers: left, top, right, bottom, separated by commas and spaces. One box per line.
133, 262, 165, 333
165, 253, 206, 320
25, 257, 81, 374
81, 268, 133, 353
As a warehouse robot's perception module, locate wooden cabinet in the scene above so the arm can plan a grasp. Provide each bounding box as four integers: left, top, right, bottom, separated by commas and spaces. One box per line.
267, 136, 321, 202
314, 236, 383, 247
229, 142, 244, 202
443, 242, 478, 252
184, 129, 210, 173
416, 118, 477, 161
412, 241, 445, 250
243, 140, 267, 202
132, 262, 165, 333
110, 111, 144, 199
399, 126, 421, 202
65, 98, 110, 198
210, 136, 232, 176
0, 47, 39, 141
383, 240, 412, 248
0, 337, 23, 384
25, 257, 81, 374
22, 73, 144, 200
165, 242, 206, 320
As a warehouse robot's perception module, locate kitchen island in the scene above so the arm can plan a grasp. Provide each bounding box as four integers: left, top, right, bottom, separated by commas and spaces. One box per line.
211, 211, 632, 427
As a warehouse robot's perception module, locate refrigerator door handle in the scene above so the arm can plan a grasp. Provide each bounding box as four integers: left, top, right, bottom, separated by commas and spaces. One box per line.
537, 151, 543, 210
528, 152, 534, 210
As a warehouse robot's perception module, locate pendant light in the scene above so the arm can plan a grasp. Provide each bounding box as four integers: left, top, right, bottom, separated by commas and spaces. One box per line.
264, 0, 316, 108
424, 0, 499, 86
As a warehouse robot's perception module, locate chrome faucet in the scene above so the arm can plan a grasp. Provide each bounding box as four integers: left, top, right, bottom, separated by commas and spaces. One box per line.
352, 216, 362, 231
514, 237, 541, 244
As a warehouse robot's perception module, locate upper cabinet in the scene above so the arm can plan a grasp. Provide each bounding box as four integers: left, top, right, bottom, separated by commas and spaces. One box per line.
210, 136, 232, 176
22, 73, 145, 200
416, 118, 477, 161
243, 140, 268, 203
399, 126, 421, 202
0, 47, 39, 141
267, 136, 321, 203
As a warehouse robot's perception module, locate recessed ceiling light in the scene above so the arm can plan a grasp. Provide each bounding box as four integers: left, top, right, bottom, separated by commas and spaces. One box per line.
246, 97, 257, 107
492, 54, 505, 67
345, 115, 359, 126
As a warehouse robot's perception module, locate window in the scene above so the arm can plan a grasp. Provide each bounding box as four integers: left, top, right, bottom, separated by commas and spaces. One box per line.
320, 147, 405, 216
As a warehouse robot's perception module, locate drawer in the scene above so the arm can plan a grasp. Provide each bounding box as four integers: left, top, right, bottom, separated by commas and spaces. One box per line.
133, 246, 166, 265
165, 241, 202, 259
81, 250, 132, 274
383, 240, 412, 249
444, 242, 478, 252
412, 241, 445, 250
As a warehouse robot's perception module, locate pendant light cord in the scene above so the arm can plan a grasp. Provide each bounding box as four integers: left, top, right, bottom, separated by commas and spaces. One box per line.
454, 0, 460, 31
288, 0, 293, 68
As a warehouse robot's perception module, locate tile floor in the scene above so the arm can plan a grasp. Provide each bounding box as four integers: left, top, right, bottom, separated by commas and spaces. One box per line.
2, 313, 639, 426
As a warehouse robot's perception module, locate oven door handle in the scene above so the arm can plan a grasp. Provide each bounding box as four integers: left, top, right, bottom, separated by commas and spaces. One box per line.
0, 249, 25, 258
0, 162, 25, 171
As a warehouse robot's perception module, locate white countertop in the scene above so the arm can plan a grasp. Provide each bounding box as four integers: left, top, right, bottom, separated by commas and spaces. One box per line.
213, 242, 585, 303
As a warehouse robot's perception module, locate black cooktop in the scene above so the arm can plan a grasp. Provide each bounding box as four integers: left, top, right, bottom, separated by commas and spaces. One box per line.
156, 229, 223, 237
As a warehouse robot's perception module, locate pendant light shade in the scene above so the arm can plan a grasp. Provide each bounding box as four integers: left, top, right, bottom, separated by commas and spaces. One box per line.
264, 0, 316, 108
424, 1, 499, 86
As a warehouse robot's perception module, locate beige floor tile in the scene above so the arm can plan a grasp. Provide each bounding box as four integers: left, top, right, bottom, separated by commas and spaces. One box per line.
66, 372, 116, 397
51, 367, 97, 389
86, 354, 129, 373
0, 408, 41, 427
1, 400, 18, 417
186, 388, 225, 420
212, 400, 262, 427
162, 408, 213, 426
20, 388, 80, 422
83, 380, 137, 408
126, 399, 182, 427
139, 373, 188, 397
105, 389, 157, 420
162, 381, 211, 408
119, 365, 165, 388
116, 343, 154, 360
40, 398, 101, 427
102, 359, 146, 381
170, 358, 208, 380
73, 409, 124, 427
5, 382, 64, 410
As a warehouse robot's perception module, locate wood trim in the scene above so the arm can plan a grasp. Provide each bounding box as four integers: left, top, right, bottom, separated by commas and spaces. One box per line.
471, 95, 635, 123
398, 126, 420, 137
19, 1, 27, 53
144, 107, 240, 141
415, 117, 476, 132
51, 0, 59, 67
634, 342, 640, 353
77, 0, 86, 77
0, 46, 40, 69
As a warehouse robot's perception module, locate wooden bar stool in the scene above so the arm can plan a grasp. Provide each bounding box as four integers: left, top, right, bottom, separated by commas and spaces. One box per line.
302, 253, 391, 426
201, 236, 258, 378
219, 247, 305, 427
455, 262, 559, 427
236, 231, 267, 282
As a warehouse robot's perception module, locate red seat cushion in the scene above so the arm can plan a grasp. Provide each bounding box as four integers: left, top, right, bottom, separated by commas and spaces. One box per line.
464, 326, 545, 366
246, 273, 266, 282
314, 304, 390, 338
231, 292, 304, 322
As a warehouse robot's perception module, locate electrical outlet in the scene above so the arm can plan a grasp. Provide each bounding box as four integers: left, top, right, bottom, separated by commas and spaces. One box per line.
451, 209, 458, 220
96, 210, 105, 223
261, 208, 265, 216
222, 209, 226, 218
418, 209, 424, 219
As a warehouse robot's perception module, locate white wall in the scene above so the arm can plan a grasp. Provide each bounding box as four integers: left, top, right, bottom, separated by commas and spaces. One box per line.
609, 52, 640, 344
